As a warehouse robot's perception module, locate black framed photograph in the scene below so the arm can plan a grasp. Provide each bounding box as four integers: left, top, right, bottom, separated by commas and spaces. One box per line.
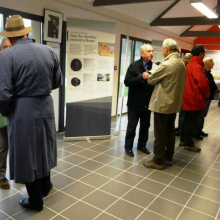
43, 9, 63, 43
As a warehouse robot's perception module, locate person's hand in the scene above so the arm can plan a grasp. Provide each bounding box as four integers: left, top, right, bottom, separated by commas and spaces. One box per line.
214, 89, 218, 96
142, 71, 149, 80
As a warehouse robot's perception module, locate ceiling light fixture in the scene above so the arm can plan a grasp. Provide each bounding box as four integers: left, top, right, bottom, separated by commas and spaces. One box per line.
190, 0, 219, 19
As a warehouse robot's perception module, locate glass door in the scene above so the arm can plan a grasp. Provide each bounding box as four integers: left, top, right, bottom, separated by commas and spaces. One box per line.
117, 36, 151, 114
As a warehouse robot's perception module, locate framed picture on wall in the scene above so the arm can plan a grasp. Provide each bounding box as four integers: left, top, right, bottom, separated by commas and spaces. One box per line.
43, 9, 63, 43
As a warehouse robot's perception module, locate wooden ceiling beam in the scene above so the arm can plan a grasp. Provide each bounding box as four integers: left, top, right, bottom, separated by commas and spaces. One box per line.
93, 0, 171, 7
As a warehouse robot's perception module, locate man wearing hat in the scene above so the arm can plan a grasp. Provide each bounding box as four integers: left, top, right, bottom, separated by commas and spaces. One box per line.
180, 45, 209, 152
0, 15, 63, 211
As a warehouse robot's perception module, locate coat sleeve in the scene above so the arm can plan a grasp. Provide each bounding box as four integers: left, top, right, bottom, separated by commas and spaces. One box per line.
124, 63, 144, 87
148, 63, 168, 85
195, 68, 210, 98
0, 52, 14, 117
52, 51, 63, 90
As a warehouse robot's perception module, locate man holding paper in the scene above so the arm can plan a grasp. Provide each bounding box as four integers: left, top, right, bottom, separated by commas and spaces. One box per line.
124, 44, 158, 157
143, 39, 186, 169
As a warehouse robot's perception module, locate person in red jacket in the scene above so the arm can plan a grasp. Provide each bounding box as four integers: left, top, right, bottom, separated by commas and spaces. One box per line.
180, 45, 209, 152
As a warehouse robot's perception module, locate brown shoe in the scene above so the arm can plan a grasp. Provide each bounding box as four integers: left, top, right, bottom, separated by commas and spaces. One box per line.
0, 178, 10, 189
184, 146, 201, 152
143, 160, 163, 170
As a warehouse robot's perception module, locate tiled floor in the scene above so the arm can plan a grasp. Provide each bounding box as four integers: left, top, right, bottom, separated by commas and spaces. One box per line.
1, 101, 220, 220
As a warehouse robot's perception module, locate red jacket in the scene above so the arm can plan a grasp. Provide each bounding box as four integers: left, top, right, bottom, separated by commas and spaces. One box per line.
182, 56, 209, 111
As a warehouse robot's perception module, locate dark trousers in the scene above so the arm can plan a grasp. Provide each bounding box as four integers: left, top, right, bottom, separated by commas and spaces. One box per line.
0, 126, 8, 179
125, 108, 151, 150
177, 109, 186, 131
25, 173, 51, 208
153, 112, 176, 165
194, 100, 211, 135
180, 110, 203, 146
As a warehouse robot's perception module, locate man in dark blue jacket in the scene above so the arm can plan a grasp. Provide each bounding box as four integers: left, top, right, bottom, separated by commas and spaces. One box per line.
124, 44, 157, 157
194, 57, 218, 138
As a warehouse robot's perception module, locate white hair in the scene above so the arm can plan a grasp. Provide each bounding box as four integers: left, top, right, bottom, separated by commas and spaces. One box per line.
203, 57, 213, 64
162, 39, 177, 51
0, 37, 8, 47
140, 44, 153, 53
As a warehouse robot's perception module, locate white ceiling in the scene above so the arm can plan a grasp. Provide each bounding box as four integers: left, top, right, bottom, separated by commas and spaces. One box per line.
105, 0, 218, 39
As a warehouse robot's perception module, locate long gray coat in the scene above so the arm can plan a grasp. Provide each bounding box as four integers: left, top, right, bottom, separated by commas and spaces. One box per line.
0, 38, 62, 183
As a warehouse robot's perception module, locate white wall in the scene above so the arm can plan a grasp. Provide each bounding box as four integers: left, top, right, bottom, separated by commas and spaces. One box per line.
0, 0, 194, 117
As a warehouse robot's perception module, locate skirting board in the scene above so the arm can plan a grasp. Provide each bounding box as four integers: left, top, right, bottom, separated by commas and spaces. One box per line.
64, 135, 111, 142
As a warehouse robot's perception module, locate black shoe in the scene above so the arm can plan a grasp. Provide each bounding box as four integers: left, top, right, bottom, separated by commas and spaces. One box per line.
193, 134, 203, 140
42, 183, 53, 197
19, 198, 43, 211
137, 147, 150, 155
125, 149, 134, 157
199, 131, 208, 137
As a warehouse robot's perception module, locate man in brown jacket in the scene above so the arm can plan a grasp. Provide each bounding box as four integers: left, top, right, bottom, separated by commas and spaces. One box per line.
143, 39, 186, 170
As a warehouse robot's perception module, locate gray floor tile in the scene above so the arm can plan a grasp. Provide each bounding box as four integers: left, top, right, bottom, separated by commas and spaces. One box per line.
195, 185, 220, 203
120, 154, 146, 163
0, 211, 9, 220
106, 199, 144, 220
100, 180, 132, 197
172, 159, 189, 169
62, 166, 90, 180
212, 162, 220, 170
127, 164, 154, 177
100, 141, 119, 148
108, 159, 133, 170
191, 157, 214, 167
0, 192, 26, 215
90, 145, 111, 153
147, 170, 175, 185
50, 215, 69, 220
160, 186, 191, 205
57, 149, 73, 159
148, 197, 183, 219
174, 152, 194, 162
104, 149, 125, 158
95, 165, 123, 178
115, 172, 144, 186
61, 181, 95, 199
44, 191, 77, 212
64, 145, 84, 153
74, 141, 97, 148
52, 160, 74, 172
95, 212, 119, 220
93, 154, 116, 164
201, 176, 220, 190
187, 195, 219, 217
185, 163, 209, 175
178, 207, 215, 220
79, 160, 104, 171
136, 178, 166, 195
0, 187, 18, 200
207, 169, 220, 179
170, 177, 199, 193
137, 209, 169, 220
80, 173, 110, 188
51, 174, 75, 189
178, 170, 204, 183
122, 188, 156, 208
57, 141, 72, 149
62, 154, 87, 165
83, 189, 118, 210
161, 165, 182, 176
76, 149, 99, 158
61, 201, 101, 220
12, 206, 57, 220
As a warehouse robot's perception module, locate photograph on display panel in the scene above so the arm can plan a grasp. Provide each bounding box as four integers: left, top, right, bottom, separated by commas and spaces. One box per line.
43, 9, 63, 43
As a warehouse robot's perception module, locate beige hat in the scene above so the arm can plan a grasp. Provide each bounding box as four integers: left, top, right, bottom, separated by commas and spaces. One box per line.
0, 15, 33, 37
